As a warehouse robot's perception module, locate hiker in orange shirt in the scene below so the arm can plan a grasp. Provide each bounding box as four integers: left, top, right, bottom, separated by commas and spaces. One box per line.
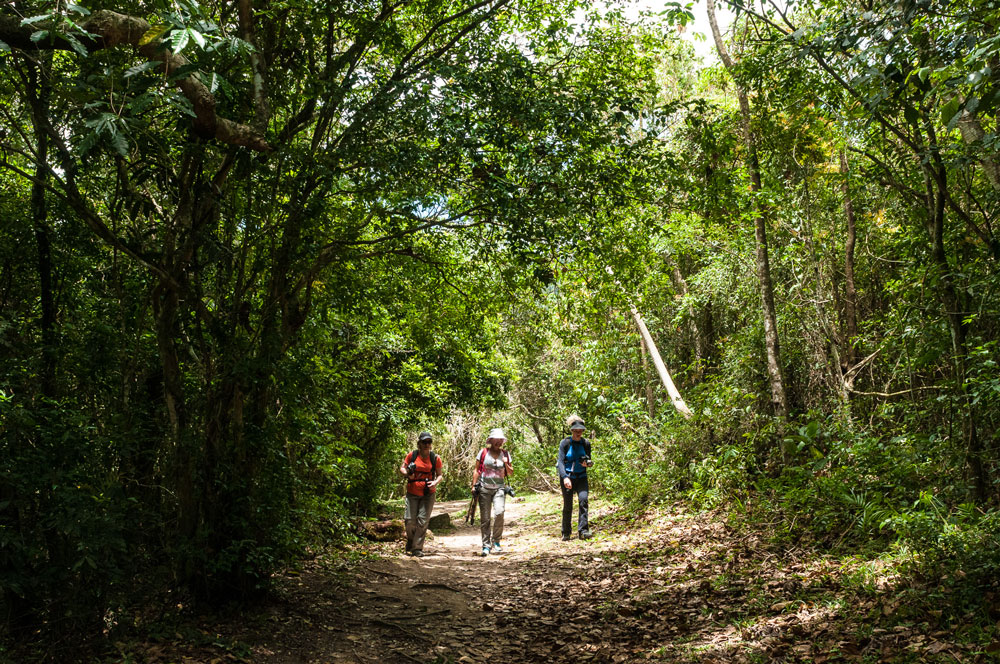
398, 431, 443, 557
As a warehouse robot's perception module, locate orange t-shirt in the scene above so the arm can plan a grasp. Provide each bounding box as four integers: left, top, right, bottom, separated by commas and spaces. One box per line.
404, 451, 443, 497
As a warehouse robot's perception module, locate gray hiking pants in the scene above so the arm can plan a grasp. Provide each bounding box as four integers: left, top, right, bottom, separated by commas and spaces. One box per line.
405, 492, 436, 553
479, 487, 506, 547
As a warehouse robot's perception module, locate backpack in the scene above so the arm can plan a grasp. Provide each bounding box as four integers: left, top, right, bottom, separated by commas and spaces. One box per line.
477, 448, 510, 478
407, 450, 439, 483
563, 439, 589, 476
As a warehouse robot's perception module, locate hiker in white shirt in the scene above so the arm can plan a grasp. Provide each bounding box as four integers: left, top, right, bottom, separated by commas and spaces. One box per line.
470, 428, 512, 556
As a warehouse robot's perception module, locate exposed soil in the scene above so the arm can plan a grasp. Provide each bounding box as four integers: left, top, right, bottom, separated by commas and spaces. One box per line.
129, 494, 1000, 664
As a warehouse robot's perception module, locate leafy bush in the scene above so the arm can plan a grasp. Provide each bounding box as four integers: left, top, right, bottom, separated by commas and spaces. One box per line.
0, 396, 135, 637
889, 499, 1000, 602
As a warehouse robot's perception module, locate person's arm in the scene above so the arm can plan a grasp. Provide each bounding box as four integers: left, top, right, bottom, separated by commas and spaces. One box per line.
556, 439, 572, 489
556, 439, 569, 478
429, 457, 444, 487
398, 452, 411, 478
471, 450, 482, 489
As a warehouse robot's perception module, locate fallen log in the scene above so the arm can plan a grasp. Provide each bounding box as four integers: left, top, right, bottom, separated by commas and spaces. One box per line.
359, 519, 405, 541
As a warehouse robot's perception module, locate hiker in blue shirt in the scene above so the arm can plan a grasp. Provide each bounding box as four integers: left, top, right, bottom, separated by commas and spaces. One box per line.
557, 417, 592, 541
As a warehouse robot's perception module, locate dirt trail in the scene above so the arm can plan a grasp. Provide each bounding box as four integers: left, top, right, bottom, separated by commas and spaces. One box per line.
193, 494, 992, 664
233, 494, 651, 664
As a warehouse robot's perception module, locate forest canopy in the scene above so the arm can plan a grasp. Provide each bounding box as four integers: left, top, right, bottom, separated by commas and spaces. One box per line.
1, 0, 999, 656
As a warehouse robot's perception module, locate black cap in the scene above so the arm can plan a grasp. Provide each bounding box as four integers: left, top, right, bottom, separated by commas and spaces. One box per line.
417, 431, 433, 442
570, 420, 585, 430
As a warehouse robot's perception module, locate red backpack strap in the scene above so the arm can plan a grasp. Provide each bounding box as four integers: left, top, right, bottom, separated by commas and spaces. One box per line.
477, 448, 487, 473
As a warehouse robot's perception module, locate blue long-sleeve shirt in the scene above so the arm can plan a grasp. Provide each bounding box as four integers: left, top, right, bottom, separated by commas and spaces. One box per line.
557, 436, 591, 480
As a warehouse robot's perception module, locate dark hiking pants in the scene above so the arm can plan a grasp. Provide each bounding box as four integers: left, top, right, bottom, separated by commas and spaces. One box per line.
561, 475, 589, 537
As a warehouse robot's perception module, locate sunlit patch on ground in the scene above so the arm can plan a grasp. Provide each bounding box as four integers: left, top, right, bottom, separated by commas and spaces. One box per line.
123, 494, 998, 663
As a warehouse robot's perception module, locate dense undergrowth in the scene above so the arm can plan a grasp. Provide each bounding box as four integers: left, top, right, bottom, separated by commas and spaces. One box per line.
521, 407, 1000, 624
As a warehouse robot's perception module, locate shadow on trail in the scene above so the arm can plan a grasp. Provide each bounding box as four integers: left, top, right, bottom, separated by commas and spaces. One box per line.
179, 496, 982, 664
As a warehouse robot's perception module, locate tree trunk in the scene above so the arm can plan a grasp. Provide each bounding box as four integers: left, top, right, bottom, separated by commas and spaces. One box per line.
702, 297, 716, 369
957, 110, 1000, 192
840, 149, 858, 366
923, 121, 985, 501
706, 0, 789, 418
530, 420, 544, 447
24, 59, 56, 396
2, 56, 57, 634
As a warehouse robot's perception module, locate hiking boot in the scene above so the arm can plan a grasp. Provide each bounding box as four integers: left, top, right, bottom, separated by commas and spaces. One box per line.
405, 539, 413, 553
481, 546, 490, 557
412, 550, 423, 558
579, 530, 591, 540
491, 542, 502, 553
561, 534, 571, 541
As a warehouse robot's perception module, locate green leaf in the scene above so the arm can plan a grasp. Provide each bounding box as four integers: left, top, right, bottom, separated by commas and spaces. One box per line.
66, 3, 91, 15
0, 38, 9, 52
187, 28, 206, 49
124, 61, 161, 77
170, 28, 190, 52
111, 131, 129, 157
903, 105, 919, 125
64, 34, 89, 56
20, 14, 50, 26
940, 97, 961, 126
76, 130, 98, 156
29, 30, 49, 43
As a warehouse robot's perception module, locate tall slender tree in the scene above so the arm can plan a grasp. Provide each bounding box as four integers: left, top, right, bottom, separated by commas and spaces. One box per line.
706, 0, 788, 418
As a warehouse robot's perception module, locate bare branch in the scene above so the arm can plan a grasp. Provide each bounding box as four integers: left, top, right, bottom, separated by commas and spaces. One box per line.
848, 385, 941, 398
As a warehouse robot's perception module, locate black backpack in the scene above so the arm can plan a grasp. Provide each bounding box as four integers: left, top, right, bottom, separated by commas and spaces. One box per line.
407, 450, 439, 483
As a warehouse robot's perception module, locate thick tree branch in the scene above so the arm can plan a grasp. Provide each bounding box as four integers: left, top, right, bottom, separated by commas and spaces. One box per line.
1, 10, 271, 151
290, 205, 490, 298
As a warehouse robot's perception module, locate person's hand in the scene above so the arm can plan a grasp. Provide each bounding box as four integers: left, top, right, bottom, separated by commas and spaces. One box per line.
562, 477, 572, 490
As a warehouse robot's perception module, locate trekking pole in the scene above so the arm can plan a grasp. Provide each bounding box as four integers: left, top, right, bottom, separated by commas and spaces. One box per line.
465, 482, 480, 525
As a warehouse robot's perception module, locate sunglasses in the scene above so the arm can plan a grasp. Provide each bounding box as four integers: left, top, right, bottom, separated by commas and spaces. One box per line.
419, 440, 433, 445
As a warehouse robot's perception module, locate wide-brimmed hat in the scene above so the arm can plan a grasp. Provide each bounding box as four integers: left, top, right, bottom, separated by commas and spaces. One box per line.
487, 427, 506, 441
